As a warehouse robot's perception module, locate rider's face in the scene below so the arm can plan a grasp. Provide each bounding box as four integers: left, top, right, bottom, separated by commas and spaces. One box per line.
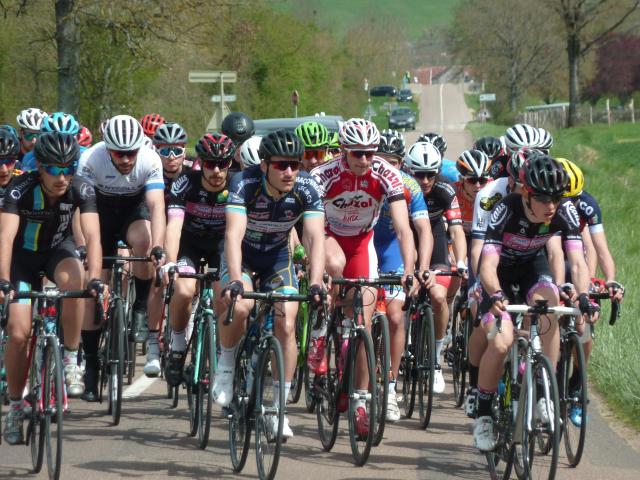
345, 149, 375, 176
261, 156, 301, 193
108, 149, 139, 175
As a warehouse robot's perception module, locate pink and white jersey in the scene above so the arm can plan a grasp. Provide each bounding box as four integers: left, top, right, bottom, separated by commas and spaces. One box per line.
311, 155, 405, 237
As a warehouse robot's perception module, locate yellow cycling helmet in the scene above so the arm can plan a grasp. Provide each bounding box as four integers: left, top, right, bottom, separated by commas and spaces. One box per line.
556, 157, 584, 197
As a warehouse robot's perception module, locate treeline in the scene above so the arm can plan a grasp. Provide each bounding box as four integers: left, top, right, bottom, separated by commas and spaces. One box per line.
0, 0, 407, 138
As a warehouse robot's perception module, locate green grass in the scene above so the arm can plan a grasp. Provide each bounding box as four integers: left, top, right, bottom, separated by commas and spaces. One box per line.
468, 121, 640, 430
272, 0, 459, 41
464, 93, 480, 113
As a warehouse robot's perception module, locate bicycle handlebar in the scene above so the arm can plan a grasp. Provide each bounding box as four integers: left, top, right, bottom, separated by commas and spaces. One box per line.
223, 290, 326, 326
505, 304, 581, 317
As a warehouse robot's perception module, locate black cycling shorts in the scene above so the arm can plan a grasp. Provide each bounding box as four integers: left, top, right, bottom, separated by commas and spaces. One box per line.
100, 201, 151, 257
430, 222, 451, 269
176, 235, 223, 274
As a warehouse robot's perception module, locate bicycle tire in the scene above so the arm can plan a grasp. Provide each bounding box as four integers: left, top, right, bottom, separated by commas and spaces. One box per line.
0, 323, 6, 445
29, 342, 45, 473
197, 314, 215, 449
347, 328, 377, 466
316, 332, 339, 451
43, 339, 64, 480
304, 309, 319, 413
371, 313, 390, 446
125, 277, 137, 385
255, 335, 285, 480
417, 306, 435, 429
561, 333, 587, 467
449, 298, 465, 408
459, 307, 472, 408
290, 307, 307, 404
401, 310, 417, 418
187, 351, 199, 437
109, 298, 125, 426
229, 334, 251, 472
522, 354, 560, 480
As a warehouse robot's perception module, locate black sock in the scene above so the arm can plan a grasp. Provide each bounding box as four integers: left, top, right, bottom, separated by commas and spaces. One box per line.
134, 277, 151, 310
476, 388, 495, 418
81, 329, 101, 356
568, 367, 582, 393
469, 364, 479, 389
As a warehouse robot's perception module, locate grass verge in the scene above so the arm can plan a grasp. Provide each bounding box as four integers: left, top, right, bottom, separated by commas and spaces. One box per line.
467, 120, 640, 431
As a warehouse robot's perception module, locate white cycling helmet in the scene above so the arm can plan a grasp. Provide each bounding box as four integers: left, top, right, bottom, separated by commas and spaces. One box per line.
240, 135, 262, 168
537, 127, 553, 150
339, 118, 380, 151
457, 149, 491, 177
404, 141, 442, 172
505, 123, 539, 152
16, 108, 48, 131
103, 114, 145, 151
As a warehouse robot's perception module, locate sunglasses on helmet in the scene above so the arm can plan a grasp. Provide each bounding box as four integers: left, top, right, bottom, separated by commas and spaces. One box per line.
0, 158, 17, 167
158, 146, 185, 157
110, 149, 139, 159
531, 193, 563, 205
413, 171, 438, 180
42, 162, 78, 176
269, 160, 301, 172
202, 158, 232, 170
464, 176, 489, 186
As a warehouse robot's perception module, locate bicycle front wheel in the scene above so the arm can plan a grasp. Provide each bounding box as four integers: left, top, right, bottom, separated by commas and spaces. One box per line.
108, 299, 125, 426
400, 310, 417, 418
316, 332, 339, 451
197, 314, 215, 449
304, 309, 319, 413
43, 339, 64, 480
371, 313, 390, 446
417, 306, 435, 429
229, 336, 251, 473
29, 343, 45, 473
449, 299, 466, 408
347, 328, 377, 466
561, 334, 587, 467
255, 336, 285, 480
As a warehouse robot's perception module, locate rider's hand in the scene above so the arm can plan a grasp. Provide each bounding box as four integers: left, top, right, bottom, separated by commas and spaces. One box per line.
0, 279, 14, 303
577, 292, 598, 324
456, 260, 469, 280
86, 278, 106, 297
150, 246, 166, 268
420, 270, 436, 289
605, 281, 625, 303
489, 290, 507, 317
309, 283, 324, 307
558, 282, 576, 303
161, 262, 177, 286
222, 280, 244, 306
401, 273, 418, 297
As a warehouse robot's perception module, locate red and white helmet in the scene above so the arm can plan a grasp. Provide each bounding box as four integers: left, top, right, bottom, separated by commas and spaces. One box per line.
339, 118, 380, 151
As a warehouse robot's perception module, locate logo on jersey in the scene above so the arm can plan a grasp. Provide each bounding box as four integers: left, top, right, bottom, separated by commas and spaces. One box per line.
372, 160, 402, 190
79, 182, 96, 200
480, 193, 503, 211
332, 195, 372, 209
489, 202, 507, 228
558, 201, 580, 229
538, 222, 550, 234
171, 175, 189, 195
216, 190, 229, 203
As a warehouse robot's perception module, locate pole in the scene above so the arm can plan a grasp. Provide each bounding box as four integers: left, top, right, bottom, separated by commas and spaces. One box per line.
606, 98, 611, 126
630, 99, 635, 124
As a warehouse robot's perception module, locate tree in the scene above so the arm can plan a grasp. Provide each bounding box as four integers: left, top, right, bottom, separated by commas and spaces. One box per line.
543, 0, 640, 126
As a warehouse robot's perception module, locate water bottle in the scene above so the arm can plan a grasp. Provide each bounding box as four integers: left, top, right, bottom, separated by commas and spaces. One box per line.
245, 323, 259, 395
264, 310, 274, 332
498, 379, 506, 396
44, 305, 57, 335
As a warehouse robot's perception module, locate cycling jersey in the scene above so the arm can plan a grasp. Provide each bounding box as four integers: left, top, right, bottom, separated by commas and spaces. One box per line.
3, 172, 97, 252
311, 155, 405, 237
572, 190, 603, 234
453, 180, 489, 235
167, 170, 227, 241
488, 155, 509, 180
482, 194, 583, 266
471, 177, 510, 240
441, 158, 458, 183
77, 142, 164, 211
424, 180, 462, 228
226, 165, 324, 253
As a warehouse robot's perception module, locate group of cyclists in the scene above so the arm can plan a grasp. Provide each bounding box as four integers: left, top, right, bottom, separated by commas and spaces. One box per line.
0, 106, 625, 470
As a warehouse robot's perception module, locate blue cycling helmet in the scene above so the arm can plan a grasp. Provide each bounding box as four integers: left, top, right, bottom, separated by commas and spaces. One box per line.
41, 112, 80, 135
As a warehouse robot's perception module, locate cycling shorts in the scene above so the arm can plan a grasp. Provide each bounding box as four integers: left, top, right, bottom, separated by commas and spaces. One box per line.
100, 201, 151, 258
220, 244, 298, 294
430, 222, 450, 270
176, 235, 223, 274
328, 230, 378, 279
374, 236, 405, 301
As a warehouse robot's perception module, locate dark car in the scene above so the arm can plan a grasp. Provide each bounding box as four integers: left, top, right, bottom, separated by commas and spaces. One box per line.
397, 88, 413, 102
369, 85, 397, 97
388, 107, 416, 130
253, 115, 343, 136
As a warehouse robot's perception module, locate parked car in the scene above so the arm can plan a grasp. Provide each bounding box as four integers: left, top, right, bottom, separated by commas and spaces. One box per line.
397, 88, 413, 102
388, 107, 416, 130
253, 115, 343, 136
369, 85, 397, 97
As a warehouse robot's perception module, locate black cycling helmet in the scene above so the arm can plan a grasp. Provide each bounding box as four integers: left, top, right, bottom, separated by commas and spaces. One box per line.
195, 132, 236, 160
417, 132, 447, 156
0, 128, 20, 159
378, 129, 406, 158
34, 131, 80, 166
221, 112, 255, 144
519, 153, 568, 196
259, 129, 304, 161
474, 136, 503, 159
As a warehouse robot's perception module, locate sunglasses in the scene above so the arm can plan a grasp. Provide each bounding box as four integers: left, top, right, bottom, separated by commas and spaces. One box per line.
414, 171, 438, 180
0, 158, 17, 167
303, 148, 327, 160
110, 149, 139, 159
270, 160, 301, 172
42, 162, 77, 176
347, 150, 375, 158
158, 146, 185, 157
464, 176, 489, 186
202, 158, 232, 170
532, 193, 563, 205
22, 131, 39, 141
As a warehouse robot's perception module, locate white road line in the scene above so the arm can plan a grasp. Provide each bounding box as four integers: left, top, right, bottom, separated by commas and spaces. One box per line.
439, 83, 444, 132
122, 374, 158, 398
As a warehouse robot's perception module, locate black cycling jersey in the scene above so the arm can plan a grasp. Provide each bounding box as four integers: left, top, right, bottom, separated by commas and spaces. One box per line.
488, 155, 509, 180
483, 193, 582, 266
166, 170, 227, 241
573, 190, 603, 234
3, 172, 97, 252
424, 180, 463, 228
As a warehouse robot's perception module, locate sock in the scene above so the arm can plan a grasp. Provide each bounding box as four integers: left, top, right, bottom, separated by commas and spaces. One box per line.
63, 348, 78, 367
272, 381, 280, 408
389, 380, 396, 394
147, 330, 160, 355
435, 338, 445, 365
10, 399, 22, 411
469, 364, 479, 389
133, 277, 151, 309
311, 323, 327, 340
81, 329, 101, 357
476, 388, 495, 418
355, 390, 368, 410
171, 328, 187, 352
219, 344, 236, 370
568, 367, 581, 393
279, 382, 291, 408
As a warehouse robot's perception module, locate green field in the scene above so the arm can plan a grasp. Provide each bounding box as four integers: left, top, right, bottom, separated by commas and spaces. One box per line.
272, 0, 459, 40
468, 120, 640, 429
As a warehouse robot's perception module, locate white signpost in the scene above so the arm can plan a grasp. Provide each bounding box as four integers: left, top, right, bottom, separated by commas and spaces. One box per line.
479, 93, 496, 102
188, 70, 237, 131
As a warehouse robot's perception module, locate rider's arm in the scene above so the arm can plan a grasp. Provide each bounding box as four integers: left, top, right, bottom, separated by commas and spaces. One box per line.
301, 214, 325, 286
164, 211, 184, 264
0, 212, 19, 280
449, 224, 467, 265
479, 247, 501, 296
79, 212, 103, 281
145, 188, 166, 250
224, 210, 247, 282
545, 234, 565, 284
412, 216, 433, 272
566, 244, 590, 295
389, 199, 415, 274
72, 209, 86, 247
470, 238, 483, 277
590, 230, 616, 282
580, 227, 597, 276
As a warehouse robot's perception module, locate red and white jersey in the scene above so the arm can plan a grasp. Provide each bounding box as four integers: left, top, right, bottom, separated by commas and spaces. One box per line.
311, 155, 405, 237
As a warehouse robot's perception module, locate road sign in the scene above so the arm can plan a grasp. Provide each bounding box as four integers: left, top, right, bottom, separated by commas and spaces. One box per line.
210, 95, 237, 103
188, 71, 237, 83
188, 70, 237, 131
479, 93, 496, 102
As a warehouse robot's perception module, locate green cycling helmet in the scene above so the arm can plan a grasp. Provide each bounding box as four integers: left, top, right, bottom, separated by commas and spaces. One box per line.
295, 121, 329, 148
328, 131, 340, 148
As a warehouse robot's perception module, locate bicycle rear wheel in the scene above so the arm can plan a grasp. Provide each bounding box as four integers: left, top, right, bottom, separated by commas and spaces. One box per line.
560, 334, 587, 467
186, 328, 200, 437
347, 328, 377, 466
255, 336, 285, 480
29, 343, 45, 473
401, 310, 417, 418
304, 309, 319, 413
43, 339, 64, 480
371, 313, 390, 446
316, 332, 339, 451
290, 306, 308, 404
229, 336, 251, 472
449, 299, 466, 408
108, 299, 125, 426
196, 315, 215, 449
417, 306, 435, 429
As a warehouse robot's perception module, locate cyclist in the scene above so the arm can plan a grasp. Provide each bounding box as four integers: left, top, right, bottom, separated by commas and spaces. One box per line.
295, 121, 330, 172
405, 141, 466, 393
216, 129, 325, 439
152, 122, 188, 197
474, 136, 508, 180
77, 125, 93, 148
327, 131, 341, 158
417, 132, 457, 183
504, 123, 539, 155
163, 133, 235, 387
77, 115, 166, 392
0, 129, 21, 209
473, 154, 593, 451
15, 108, 47, 162
20, 112, 80, 172
239, 135, 262, 170
140, 113, 166, 138
0, 132, 102, 443
373, 131, 434, 422
221, 111, 255, 171
311, 118, 414, 436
